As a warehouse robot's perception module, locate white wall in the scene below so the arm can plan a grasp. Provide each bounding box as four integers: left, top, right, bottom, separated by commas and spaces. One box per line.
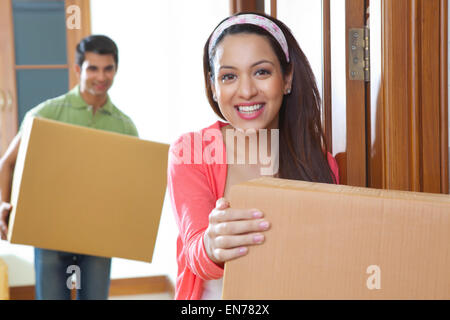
277, 0, 323, 100
92, 0, 228, 144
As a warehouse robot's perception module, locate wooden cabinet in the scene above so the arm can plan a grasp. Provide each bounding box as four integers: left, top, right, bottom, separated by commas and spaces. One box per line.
0, 0, 90, 156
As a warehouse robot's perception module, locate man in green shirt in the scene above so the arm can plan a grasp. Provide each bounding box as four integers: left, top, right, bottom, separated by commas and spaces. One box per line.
0, 35, 138, 299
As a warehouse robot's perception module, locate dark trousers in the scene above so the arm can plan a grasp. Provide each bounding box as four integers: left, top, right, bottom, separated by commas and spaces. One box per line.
34, 248, 111, 300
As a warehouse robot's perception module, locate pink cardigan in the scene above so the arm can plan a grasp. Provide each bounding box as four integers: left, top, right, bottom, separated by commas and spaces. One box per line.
167, 121, 340, 300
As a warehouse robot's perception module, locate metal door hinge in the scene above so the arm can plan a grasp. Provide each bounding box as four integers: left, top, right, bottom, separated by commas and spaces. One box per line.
349, 27, 370, 81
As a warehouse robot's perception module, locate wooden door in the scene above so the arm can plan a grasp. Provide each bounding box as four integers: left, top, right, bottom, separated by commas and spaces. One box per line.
328, 0, 448, 194
328, 0, 368, 188
368, 0, 448, 194
230, 0, 449, 194
0, 0, 91, 157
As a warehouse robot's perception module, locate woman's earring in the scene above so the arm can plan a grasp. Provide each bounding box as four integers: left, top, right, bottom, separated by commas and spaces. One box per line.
285, 88, 291, 95
213, 94, 218, 102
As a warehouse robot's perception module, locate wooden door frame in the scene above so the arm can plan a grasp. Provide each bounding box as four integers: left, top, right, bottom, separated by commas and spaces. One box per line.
230, 0, 449, 193
344, 0, 368, 187
324, 0, 368, 187
370, 0, 448, 193
440, 0, 449, 194
65, 0, 91, 89
0, 0, 92, 156
322, 0, 332, 155
230, 0, 265, 14
0, 0, 19, 156
228, 1, 277, 18
328, 0, 448, 193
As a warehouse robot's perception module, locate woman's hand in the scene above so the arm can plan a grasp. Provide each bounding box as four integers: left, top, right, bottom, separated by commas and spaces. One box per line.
0, 202, 12, 240
204, 198, 270, 267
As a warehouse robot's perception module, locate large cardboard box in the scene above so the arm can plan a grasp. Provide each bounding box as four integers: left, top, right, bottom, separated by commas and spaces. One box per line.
223, 177, 450, 299
7, 117, 169, 262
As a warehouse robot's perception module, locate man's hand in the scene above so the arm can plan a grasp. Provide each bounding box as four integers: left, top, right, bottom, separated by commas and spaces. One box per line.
0, 202, 12, 240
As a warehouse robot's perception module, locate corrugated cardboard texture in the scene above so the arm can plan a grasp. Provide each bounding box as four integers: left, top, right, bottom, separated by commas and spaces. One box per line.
223, 177, 450, 299
8, 117, 169, 262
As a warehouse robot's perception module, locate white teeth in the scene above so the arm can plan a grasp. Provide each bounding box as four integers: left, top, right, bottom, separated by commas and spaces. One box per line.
237, 104, 263, 113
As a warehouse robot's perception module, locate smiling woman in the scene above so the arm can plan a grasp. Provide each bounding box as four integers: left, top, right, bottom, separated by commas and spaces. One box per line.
204, 14, 336, 182
168, 12, 340, 300
210, 33, 291, 130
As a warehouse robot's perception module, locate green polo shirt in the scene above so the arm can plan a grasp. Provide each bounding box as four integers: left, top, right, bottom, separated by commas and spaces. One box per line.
20, 86, 138, 137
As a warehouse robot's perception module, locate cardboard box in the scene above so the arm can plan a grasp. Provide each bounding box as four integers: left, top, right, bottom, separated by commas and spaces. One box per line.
7, 117, 169, 262
223, 177, 450, 299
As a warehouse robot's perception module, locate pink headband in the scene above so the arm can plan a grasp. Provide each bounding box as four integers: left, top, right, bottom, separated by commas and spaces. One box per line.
208, 14, 290, 63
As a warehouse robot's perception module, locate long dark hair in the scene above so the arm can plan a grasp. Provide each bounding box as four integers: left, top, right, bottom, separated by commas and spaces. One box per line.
203, 12, 336, 184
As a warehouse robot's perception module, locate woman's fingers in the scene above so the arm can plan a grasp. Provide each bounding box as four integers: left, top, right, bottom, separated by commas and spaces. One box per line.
0, 202, 12, 240
215, 197, 229, 210
209, 208, 263, 224
0, 226, 7, 240
213, 246, 249, 262
214, 219, 270, 236
215, 233, 265, 249
205, 198, 269, 264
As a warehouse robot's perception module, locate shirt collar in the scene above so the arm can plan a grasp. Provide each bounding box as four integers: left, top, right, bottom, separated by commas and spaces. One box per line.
68, 85, 114, 114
